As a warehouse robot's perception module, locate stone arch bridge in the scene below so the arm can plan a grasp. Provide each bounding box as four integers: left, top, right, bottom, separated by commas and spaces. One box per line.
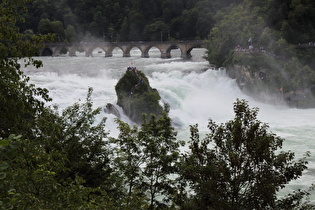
41, 40, 206, 58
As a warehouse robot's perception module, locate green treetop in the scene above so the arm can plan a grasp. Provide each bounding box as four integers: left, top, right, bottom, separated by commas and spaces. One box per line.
178, 99, 314, 209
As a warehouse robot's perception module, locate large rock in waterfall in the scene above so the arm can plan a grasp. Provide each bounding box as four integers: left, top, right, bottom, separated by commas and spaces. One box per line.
115, 67, 164, 124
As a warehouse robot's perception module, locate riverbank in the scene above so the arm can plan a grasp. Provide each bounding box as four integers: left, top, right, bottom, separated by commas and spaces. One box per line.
226, 52, 315, 108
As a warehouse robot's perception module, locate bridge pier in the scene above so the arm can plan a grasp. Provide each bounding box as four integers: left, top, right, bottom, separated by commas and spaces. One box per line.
52, 50, 60, 56
69, 48, 77, 56
120, 45, 131, 57
161, 51, 171, 59
52, 53, 60, 57
49, 46, 61, 56
84, 47, 93, 57
181, 51, 192, 59
123, 52, 131, 57
141, 52, 149, 58
105, 52, 112, 57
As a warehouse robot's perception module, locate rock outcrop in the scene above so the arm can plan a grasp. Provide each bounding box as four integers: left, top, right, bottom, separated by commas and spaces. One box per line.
228, 62, 315, 108
115, 67, 164, 124
103, 103, 121, 118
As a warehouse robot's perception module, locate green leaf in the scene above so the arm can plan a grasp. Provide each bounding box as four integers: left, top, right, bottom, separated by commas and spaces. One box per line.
0, 172, 6, 179
0, 139, 9, 147
0, 162, 9, 171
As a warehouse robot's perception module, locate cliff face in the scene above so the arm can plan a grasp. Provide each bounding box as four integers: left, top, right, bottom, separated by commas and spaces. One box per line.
115, 68, 164, 124
227, 54, 315, 108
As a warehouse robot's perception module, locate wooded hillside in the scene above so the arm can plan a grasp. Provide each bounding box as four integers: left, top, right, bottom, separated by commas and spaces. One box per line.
20, 0, 314, 45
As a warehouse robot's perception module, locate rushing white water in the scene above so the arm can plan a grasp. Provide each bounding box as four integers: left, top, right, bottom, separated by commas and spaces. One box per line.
22, 48, 315, 202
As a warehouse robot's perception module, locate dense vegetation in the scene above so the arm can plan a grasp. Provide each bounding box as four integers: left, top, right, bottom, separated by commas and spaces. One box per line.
18, 0, 315, 107
205, 0, 315, 107
21, 0, 234, 42
1, 0, 315, 209
18, 0, 314, 44
207, 0, 315, 65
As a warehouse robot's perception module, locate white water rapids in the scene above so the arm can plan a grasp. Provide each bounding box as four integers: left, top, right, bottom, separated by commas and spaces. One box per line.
22, 48, 315, 202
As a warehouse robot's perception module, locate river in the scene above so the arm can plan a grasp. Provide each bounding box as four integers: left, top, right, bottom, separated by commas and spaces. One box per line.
22, 47, 315, 202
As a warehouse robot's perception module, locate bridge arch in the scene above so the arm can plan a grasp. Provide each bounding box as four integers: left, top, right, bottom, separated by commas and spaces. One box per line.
57, 46, 69, 56
177, 43, 205, 59
89, 47, 107, 57
41, 46, 69, 56
41, 40, 206, 58
128, 46, 142, 57
119, 44, 138, 57
141, 45, 162, 58
110, 46, 124, 57
165, 44, 181, 58
68, 46, 78, 56
84, 45, 101, 57
41, 47, 53, 56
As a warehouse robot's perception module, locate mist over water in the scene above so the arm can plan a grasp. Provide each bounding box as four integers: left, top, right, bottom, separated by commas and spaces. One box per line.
23, 48, 314, 202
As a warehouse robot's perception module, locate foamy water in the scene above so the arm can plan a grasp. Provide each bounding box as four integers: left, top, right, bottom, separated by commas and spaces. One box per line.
23, 48, 315, 202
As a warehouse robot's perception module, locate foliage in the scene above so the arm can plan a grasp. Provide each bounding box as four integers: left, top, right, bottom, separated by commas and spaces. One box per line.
230, 53, 289, 91
206, 1, 266, 67
111, 112, 184, 209
1, 0, 314, 208
0, 2, 115, 207
20, 0, 235, 41
139, 113, 183, 208
0, 134, 113, 209
110, 120, 146, 208
204, 0, 315, 107
38, 19, 65, 41
35, 88, 113, 189
0, 89, 118, 209
229, 52, 315, 107
11, 0, 315, 46
206, 0, 315, 66
65, 25, 77, 42
0, 0, 52, 138
179, 99, 313, 209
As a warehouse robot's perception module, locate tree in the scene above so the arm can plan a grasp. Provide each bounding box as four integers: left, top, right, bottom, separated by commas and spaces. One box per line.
110, 119, 149, 209
38, 18, 53, 34
58, 88, 112, 189
127, 11, 145, 41
38, 19, 65, 41
144, 21, 169, 41
111, 111, 184, 209
0, 1, 115, 208
32, 88, 112, 188
0, 134, 113, 209
179, 9, 198, 39
206, 2, 265, 67
139, 112, 183, 209
0, 0, 52, 138
50, 20, 66, 41
0, 88, 116, 209
65, 25, 77, 42
284, 0, 315, 44
119, 17, 129, 41
179, 99, 314, 209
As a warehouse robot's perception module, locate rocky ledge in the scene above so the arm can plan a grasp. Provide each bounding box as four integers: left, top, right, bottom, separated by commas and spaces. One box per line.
115, 67, 164, 124
228, 64, 315, 108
